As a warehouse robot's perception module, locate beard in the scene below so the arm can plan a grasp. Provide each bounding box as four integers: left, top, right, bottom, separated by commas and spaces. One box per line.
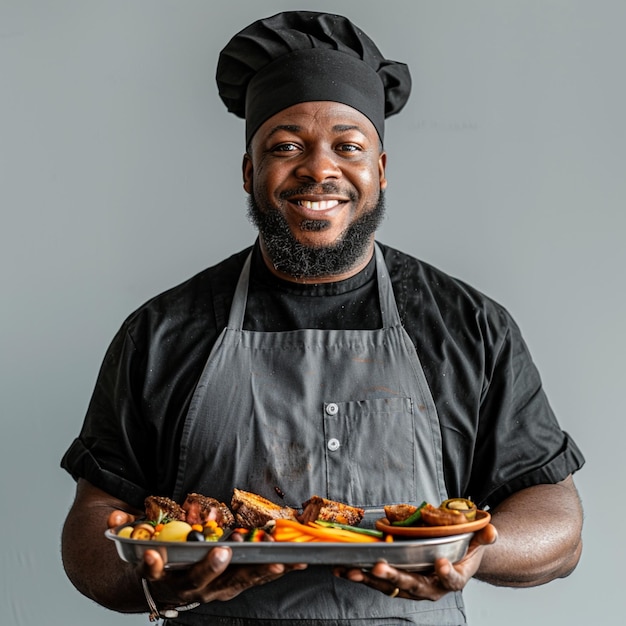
246, 187, 386, 280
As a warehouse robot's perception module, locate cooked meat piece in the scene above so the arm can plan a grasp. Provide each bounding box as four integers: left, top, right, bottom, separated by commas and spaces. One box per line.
144, 495, 186, 523
231, 488, 298, 529
299, 495, 364, 526
183, 493, 235, 528
383, 503, 418, 524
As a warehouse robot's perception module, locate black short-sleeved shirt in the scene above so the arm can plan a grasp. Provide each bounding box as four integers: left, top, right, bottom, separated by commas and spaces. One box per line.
61, 242, 584, 510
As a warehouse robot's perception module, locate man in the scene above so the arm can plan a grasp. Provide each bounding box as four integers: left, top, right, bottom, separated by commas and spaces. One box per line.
61, 11, 584, 625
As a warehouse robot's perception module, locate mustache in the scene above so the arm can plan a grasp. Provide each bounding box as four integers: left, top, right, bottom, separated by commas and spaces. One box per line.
279, 183, 356, 201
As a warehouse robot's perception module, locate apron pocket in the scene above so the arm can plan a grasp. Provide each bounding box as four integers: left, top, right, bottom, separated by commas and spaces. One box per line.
323, 396, 418, 507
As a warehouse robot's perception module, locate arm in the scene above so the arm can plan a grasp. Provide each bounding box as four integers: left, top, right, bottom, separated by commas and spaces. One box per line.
336, 475, 582, 599
476, 474, 583, 586
61, 478, 151, 612
62, 479, 307, 613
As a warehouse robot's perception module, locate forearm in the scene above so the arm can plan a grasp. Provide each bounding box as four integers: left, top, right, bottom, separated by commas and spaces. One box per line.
61, 481, 147, 613
476, 476, 583, 587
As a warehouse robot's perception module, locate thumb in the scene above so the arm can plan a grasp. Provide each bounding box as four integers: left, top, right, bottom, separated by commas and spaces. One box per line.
141, 549, 166, 581
473, 523, 498, 546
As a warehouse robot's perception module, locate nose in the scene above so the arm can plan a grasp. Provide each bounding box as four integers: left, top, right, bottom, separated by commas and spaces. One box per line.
294, 145, 341, 182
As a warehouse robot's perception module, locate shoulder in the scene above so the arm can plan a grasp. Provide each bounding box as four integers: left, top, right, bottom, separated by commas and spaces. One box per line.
379, 242, 513, 337
120, 247, 252, 348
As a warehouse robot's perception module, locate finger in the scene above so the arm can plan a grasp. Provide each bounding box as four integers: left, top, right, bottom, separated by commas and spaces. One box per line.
197, 562, 301, 603
333, 566, 365, 582
141, 549, 166, 581
187, 547, 233, 588
342, 562, 448, 602
434, 527, 495, 592
107, 509, 135, 529
161, 547, 233, 604
434, 558, 467, 591
456, 525, 497, 567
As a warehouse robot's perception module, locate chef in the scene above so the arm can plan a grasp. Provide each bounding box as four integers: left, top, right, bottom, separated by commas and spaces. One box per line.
61, 11, 585, 625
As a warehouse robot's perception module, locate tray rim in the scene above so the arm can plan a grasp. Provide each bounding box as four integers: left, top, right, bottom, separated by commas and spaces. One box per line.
105, 527, 472, 548
105, 527, 474, 570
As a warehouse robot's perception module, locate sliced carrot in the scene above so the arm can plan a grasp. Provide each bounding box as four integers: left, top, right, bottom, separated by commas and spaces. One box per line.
272, 519, 382, 543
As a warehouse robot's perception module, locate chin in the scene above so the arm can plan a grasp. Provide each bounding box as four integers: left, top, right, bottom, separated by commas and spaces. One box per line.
247, 191, 386, 279
293, 231, 342, 250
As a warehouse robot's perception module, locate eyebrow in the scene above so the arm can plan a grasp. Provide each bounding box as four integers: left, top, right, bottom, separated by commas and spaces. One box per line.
266, 124, 301, 138
266, 123, 366, 138
332, 124, 363, 134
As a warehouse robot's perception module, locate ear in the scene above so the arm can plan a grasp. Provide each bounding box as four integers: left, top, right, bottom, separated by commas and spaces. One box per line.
242, 153, 253, 194
378, 151, 388, 191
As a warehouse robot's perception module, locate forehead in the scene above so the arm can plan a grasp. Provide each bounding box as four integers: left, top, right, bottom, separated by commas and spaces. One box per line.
251, 101, 380, 143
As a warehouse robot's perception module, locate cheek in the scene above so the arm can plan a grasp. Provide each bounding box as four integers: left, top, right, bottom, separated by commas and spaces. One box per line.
252, 163, 284, 196
353, 166, 383, 196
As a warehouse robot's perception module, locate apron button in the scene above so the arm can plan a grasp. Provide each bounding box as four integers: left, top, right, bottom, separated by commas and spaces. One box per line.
327, 438, 341, 451
325, 403, 339, 416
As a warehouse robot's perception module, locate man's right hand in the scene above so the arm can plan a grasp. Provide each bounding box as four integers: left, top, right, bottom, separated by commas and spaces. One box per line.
140, 546, 307, 606
63, 479, 306, 614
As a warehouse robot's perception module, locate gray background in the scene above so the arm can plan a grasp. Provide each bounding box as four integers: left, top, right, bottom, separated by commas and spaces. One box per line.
1, 1, 623, 624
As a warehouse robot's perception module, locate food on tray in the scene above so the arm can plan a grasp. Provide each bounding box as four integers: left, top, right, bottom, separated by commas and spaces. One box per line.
109, 490, 482, 547
420, 504, 470, 526
299, 495, 364, 526
384, 501, 428, 527
384, 498, 479, 528
111, 493, 235, 544
230, 488, 299, 529
272, 518, 384, 543
111, 490, 374, 543
439, 498, 477, 521
151, 520, 195, 541
117, 515, 225, 543
144, 495, 186, 523
230, 526, 275, 542
383, 503, 419, 525
183, 493, 235, 528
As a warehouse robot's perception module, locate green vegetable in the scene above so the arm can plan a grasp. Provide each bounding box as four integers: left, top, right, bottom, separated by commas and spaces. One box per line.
149, 509, 174, 527
245, 528, 267, 542
314, 520, 384, 538
391, 501, 427, 526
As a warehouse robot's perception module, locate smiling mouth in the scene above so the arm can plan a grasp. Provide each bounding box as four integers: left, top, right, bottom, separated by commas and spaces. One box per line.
296, 199, 341, 211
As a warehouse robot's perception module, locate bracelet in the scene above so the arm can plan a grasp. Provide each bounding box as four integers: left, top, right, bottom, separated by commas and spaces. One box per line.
142, 578, 200, 622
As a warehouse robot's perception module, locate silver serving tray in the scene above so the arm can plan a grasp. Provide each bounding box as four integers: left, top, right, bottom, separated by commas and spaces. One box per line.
105, 529, 472, 572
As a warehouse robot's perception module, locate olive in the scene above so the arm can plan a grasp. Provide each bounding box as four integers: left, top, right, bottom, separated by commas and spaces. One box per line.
186, 530, 206, 542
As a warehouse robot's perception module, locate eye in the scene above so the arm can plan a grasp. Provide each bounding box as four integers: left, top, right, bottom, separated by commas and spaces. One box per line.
336, 143, 362, 153
271, 142, 300, 153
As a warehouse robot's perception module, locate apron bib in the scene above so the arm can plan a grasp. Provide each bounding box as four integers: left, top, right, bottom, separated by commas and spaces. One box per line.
171, 245, 466, 625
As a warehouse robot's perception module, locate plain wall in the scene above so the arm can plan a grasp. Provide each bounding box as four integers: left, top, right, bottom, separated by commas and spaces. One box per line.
2, 1, 624, 624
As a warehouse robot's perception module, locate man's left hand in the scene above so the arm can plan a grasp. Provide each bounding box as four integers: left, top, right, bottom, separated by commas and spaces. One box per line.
333, 523, 497, 601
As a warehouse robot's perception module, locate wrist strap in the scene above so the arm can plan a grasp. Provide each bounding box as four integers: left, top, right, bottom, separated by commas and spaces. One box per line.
142, 578, 200, 622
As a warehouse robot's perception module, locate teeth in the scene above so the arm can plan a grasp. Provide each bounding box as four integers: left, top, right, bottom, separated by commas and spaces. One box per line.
298, 199, 340, 211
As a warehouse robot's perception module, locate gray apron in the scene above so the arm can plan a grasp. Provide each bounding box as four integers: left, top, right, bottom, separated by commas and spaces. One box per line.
171, 245, 466, 625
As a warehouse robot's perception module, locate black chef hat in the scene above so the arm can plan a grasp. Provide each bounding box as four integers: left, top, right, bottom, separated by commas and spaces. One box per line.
216, 11, 411, 144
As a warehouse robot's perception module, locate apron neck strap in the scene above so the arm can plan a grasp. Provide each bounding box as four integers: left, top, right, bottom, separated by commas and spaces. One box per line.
227, 250, 253, 329
374, 243, 402, 329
